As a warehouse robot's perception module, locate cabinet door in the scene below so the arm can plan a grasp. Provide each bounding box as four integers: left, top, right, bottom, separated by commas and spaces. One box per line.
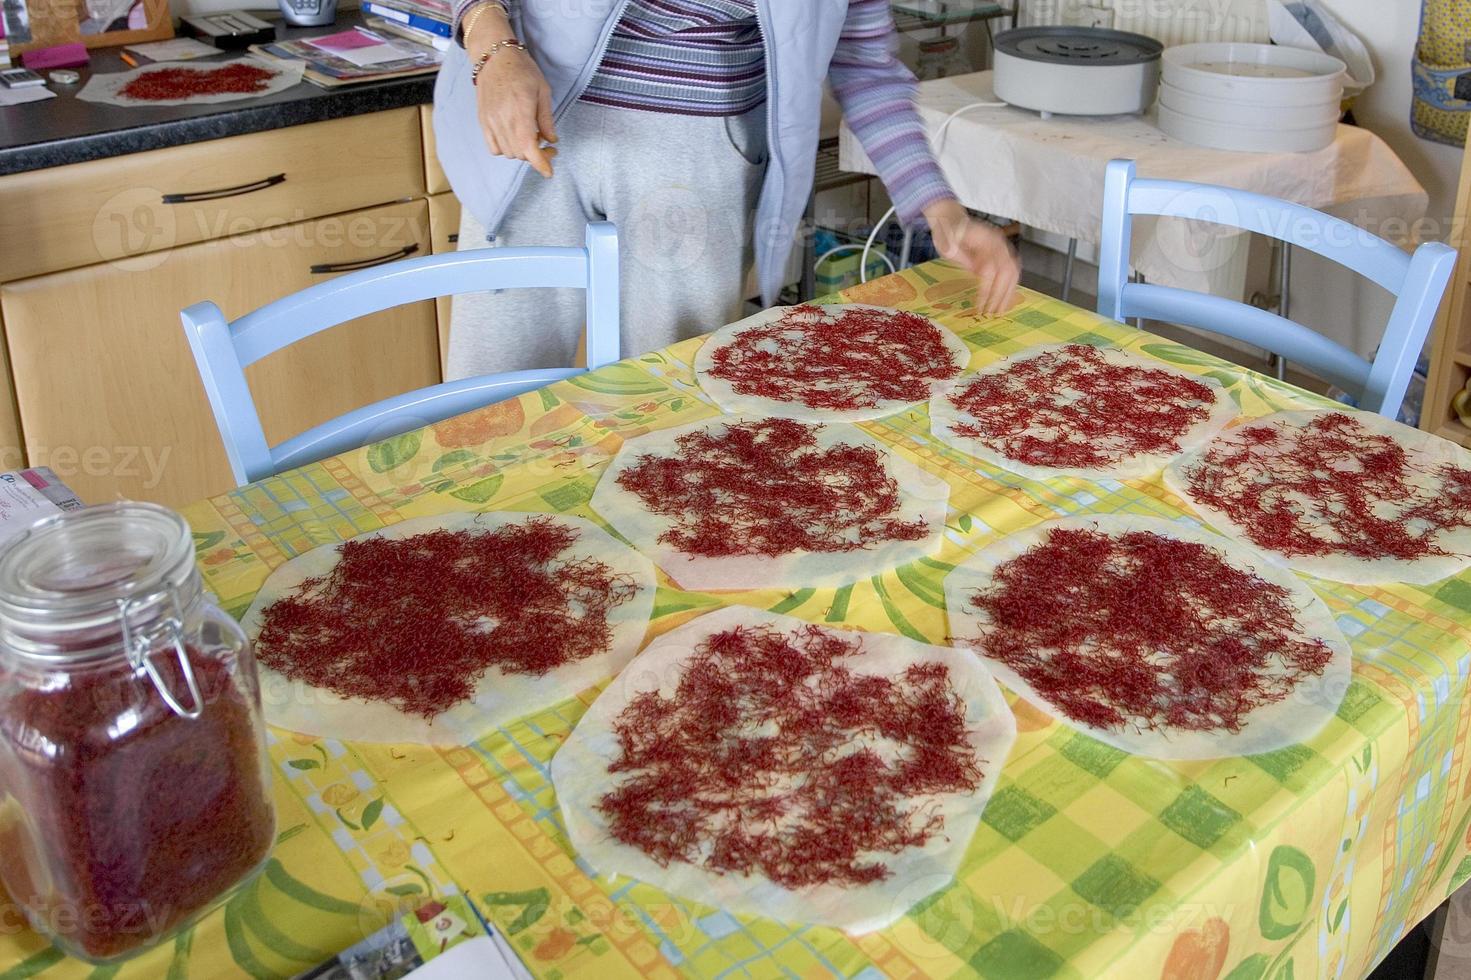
1, 200, 439, 507
0, 109, 425, 284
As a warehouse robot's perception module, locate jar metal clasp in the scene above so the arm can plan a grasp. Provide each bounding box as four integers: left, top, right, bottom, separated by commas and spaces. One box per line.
119, 592, 203, 720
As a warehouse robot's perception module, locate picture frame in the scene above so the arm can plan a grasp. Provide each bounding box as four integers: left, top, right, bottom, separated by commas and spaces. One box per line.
77, 0, 172, 48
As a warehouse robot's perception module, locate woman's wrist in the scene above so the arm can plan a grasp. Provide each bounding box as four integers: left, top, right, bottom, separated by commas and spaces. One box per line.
461, 1, 513, 53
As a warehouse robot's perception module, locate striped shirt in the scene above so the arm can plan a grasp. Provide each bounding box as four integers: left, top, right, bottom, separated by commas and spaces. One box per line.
581, 0, 765, 116
456, 0, 955, 222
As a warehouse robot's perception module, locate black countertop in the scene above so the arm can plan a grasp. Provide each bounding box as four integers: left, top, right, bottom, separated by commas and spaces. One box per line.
0, 9, 435, 175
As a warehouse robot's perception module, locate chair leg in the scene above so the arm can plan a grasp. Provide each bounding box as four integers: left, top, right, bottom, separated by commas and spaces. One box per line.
1271, 242, 1293, 381
1062, 237, 1078, 305
1132, 271, 1147, 331
800, 192, 817, 302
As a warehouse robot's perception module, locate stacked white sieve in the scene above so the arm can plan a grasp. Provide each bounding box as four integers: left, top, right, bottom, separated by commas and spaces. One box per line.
1156, 43, 1347, 153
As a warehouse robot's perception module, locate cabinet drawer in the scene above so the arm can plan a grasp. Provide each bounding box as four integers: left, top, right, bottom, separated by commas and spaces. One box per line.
423, 105, 450, 195
0, 109, 426, 283
1, 199, 440, 506
428, 191, 463, 371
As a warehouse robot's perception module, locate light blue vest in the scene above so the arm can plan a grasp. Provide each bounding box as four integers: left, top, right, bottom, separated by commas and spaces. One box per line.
432, 0, 849, 305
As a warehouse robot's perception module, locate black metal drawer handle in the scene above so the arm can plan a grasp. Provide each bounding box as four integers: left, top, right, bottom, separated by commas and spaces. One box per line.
161, 173, 287, 204
310, 244, 420, 275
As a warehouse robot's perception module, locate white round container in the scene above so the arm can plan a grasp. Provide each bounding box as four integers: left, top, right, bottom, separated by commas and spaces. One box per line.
993, 27, 1163, 117
1158, 80, 1341, 129
1157, 103, 1340, 153
1162, 42, 1346, 107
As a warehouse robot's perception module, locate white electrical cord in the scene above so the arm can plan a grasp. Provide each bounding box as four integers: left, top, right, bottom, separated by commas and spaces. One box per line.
858, 99, 1009, 283
815, 243, 897, 278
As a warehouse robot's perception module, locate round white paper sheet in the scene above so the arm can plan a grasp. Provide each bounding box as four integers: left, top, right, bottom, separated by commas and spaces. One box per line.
694, 304, 972, 422
944, 515, 1351, 760
77, 56, 305, 107
551, 605, 1018, 935
930, 344, 1238, 481
1166, 410, 1471, 586
589, 415, 951, 591
240, 511, 657, 746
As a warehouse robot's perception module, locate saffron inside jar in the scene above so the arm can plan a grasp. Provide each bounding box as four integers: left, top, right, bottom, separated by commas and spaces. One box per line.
255, 517, 637, 719
614, 417, 926, 559
1181, 412, 1471, 561
0, 648, 275, 961
119, 63, 277, 101
597, 623, 982, 888
964, 527, 1334, 733
946, 344, 1216, 469
707, 305, 963, 412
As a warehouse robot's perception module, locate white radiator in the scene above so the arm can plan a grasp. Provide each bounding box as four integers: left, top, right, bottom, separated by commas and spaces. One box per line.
1019, 0, 1271, 47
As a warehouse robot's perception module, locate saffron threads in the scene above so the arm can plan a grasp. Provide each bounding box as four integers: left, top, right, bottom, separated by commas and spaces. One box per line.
255, 517, 637, 719
707, 305, 963, 412
0, 649, 275, 960
946, 345, 1217, 469
119, 63, 277, 101
613, 418, 926, 559
596, 623, 983, 888
963, 527, 1334, 734
1182, 412, 1471, 561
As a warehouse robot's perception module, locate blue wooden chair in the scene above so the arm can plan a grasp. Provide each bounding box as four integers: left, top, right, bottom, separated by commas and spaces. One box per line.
182, 222, 619, 486
1097, 159, 1456, 418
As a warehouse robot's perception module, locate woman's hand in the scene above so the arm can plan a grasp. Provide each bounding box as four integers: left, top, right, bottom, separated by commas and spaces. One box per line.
923, 199, 1021, 316
468, 5, 557, 178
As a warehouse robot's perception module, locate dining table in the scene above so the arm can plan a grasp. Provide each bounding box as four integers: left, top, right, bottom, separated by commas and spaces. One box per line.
3, 259, 1469, 980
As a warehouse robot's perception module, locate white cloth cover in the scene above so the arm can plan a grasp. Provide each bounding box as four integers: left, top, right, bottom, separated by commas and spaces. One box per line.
589, 416, 951, 591
929, 344, 1238, 481
693, 304, 972, 422
944, 514, 1351, 760
551, 605, 1018, 935
839, 72, 1428, 303
1165, 410, 1471, 586
77, 56, 305, 107
240, 511, 657, 745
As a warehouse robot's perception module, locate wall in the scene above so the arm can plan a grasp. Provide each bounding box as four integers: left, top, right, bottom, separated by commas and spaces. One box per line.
1320, 0, 1462, 233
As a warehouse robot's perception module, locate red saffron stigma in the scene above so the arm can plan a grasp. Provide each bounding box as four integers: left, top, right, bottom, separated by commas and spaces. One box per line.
255, 517, 637, 719
0, 650, 275, 960
946, 345, 1216, 468
963, 527, 1334, 734
597, 623, 983, 888
708, 305, 963, 411
614, 418, 927, 558
1182, 412, 1471, 561
120, 63, 277, 101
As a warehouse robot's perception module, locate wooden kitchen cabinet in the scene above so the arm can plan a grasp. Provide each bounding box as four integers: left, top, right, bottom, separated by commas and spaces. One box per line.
0, 199, 440, 506
0, 109, 426, 285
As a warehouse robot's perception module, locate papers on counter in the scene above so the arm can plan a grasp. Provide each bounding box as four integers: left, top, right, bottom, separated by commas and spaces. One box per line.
306, 27, 418, 66
123, 37, 222, 62
0, 83, 53, 105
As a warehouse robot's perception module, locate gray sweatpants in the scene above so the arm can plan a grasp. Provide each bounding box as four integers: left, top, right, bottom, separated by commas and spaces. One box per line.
445, 100, 769, 380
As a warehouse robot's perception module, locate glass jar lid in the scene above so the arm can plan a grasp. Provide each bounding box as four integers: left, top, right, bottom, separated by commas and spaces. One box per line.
0, 502, 199, 662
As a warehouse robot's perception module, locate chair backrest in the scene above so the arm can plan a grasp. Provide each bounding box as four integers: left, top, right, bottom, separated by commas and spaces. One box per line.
182, 222, 619, 486
1097, 159, 1457, 418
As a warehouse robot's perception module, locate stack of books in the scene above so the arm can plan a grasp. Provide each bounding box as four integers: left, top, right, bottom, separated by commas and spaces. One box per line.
251, 26, 442, 87
360, 0, 453, 51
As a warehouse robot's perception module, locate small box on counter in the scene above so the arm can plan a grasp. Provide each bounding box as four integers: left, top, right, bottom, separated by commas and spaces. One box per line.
0, 467, 83, 547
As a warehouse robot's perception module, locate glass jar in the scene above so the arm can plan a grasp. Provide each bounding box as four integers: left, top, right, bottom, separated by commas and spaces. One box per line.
0, 502, 275, 963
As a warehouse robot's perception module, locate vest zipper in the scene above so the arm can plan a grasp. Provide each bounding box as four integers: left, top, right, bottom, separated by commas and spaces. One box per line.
752, 0, 779, 176
557, 0, 635, 120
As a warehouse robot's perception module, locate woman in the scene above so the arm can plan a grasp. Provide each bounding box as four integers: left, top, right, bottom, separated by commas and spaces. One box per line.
433, 0, 1020, 380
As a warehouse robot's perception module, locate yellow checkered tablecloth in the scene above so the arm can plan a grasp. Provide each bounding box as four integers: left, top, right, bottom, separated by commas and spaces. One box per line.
6, 261, 1471, 980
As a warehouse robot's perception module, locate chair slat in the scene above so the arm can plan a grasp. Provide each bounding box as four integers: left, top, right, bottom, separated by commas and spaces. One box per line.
1098, 159, 1456, 419
182, 223, 619, 486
